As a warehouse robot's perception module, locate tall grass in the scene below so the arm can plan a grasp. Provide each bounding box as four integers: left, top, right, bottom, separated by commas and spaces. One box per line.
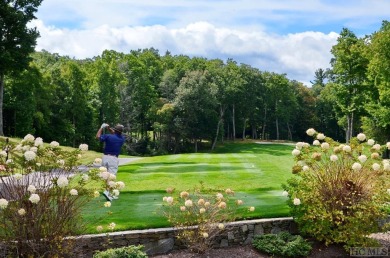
81, 141, 295, 233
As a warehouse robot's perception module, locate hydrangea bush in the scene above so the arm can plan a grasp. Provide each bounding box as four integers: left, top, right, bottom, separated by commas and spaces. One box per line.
284, 129, 390, 248
0, 135, 123, 257
159, 183, 253, 254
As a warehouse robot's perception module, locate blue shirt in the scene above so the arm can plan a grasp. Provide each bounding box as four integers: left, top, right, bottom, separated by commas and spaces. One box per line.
99, 134, 125, 156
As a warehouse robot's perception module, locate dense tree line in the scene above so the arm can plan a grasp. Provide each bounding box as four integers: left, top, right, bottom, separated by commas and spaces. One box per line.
2, 20, 390, 155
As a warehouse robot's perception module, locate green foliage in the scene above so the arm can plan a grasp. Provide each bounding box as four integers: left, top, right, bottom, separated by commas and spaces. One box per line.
0, 135, 118, 257
252, 231, 312, 257
159, 183, 251, 253
93, 245, 148, 258
284, 129, 390, 248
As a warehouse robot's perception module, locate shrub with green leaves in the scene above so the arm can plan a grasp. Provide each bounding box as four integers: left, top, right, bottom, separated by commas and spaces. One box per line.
0, 135, 123, 257
159, 183, 253, 254
252, 231, 312, 257
93, 245, 148, 258
284, 129, 390, 248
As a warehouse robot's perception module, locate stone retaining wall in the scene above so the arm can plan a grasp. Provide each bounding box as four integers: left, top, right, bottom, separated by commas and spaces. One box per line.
75, 217, 297, 257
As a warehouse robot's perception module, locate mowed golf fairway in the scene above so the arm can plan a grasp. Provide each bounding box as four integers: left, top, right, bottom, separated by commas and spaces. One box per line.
82, 142, 295, 233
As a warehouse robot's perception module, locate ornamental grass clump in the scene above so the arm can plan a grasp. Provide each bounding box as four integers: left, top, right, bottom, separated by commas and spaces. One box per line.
284, 129, 390, 248
159, 184, 248, 254
0, 135, 122, 257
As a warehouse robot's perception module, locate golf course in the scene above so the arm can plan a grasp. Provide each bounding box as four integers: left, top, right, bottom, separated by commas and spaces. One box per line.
81, 141, 295, 233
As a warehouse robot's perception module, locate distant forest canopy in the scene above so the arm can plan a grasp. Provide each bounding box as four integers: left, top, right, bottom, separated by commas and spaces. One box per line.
3, 21, 390, 155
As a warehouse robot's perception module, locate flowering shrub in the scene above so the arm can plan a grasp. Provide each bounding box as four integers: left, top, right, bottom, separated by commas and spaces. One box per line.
159, 183, 251, 253
284, 129, 390, 248
0, 135, 122, 257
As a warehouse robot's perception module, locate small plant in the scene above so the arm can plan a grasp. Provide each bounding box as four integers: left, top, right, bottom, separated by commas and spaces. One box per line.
284, 129, 390, 248
93, 245, 148, 258
159, 183, 252, 254
252, 231, 312, 257
0, 135, 124, 257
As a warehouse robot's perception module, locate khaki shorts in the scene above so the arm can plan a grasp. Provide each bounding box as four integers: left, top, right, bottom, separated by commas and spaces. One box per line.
102, 155, 119, 175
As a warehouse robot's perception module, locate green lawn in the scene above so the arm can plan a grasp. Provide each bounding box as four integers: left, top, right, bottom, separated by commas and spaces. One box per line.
81, 141, 295, 233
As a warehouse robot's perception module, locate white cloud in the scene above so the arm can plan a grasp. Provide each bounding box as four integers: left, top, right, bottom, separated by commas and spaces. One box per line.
33, 0, 390, 85
33, 20, 338, 85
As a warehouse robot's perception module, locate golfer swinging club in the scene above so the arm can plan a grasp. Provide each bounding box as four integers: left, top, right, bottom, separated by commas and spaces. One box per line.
96, 123, 125, 201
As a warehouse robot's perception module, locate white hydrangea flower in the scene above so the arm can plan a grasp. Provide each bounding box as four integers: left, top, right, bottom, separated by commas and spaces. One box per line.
23, 134, 35, 142
6, 159, 13, 164
0, 151, 7, 157
112, 189, 120, 197
199, 208, 206, 214
108, 181, 116, 188
180, 206, 186, 211
357, 133, 366, 141
34, 137, 43, 147
29, 194, 40, 204
166, 197, 174, 204
96, 225, 103, 232
306, 128, 316, 136
249, 206, 255, 211
292, 149, 301, 156
57, 176, 69, 188
302, 165, 309, 171
372, 163, 381, 171
313, 140, 320, 146
69, 189, 78, 196
30, 147, 38, 153
100, 171, 110, 180
216, 193, 223, 200
50, 141, 60, 147
321, 142, 330, 149
218, 223, 225, 230
99, 167, 108, 172
352, 163, 362, 171
373, 144, 381, 151
367, 139, 375, 146
218, 201, 227, 209
198, 199, 205, 205
282, 191, 289, 197
387, 142, 390, 150
93, 158, 102, 166
358, 155, 367, 163
384, 163, 390, 171
27, 185, 36, 193
116, 181, 125, 189
202, 232, 209, 238
0, 198, 9, 209
18, 208, 26, 216
185, 199, 193, 207
108, 222, 116, 230
79, 144, 88, 151
330, 155, 338, 162
342, 145, 352, 153
109, 174, 116, 180
316, 133, 325, 140
295, 142, 304, 150
293, 198, 301, 205
24, 151, 36, 161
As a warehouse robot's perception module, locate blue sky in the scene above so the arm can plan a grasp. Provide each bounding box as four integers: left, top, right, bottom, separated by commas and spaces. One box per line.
32, 0, 390, 86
